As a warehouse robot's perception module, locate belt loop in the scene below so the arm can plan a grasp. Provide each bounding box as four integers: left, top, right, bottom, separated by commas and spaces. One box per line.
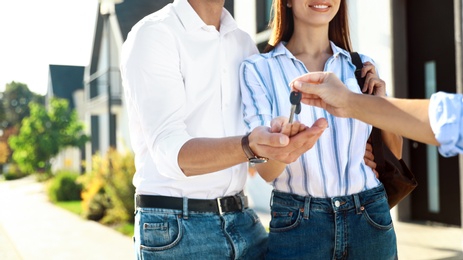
269, 190, 275, 208
353, 194, 362, 215
182, 197, 189, 219
303, 196, 311, 219
134, 194, 137, 214
237, 191, 245, 210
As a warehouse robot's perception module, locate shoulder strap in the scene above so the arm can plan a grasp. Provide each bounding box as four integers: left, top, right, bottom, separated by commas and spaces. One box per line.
349, 52, 386, 171
350, 52, 366, 92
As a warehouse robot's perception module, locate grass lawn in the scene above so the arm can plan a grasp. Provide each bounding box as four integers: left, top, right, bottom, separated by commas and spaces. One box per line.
55, 200, 83, 215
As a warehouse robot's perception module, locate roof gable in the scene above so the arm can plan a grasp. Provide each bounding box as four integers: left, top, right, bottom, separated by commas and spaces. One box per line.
48, 65, 84, 109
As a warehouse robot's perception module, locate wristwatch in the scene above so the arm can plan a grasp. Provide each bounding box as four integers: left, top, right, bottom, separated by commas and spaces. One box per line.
241, 133, 268, 164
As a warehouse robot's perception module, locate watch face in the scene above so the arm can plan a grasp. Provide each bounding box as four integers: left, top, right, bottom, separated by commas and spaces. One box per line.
249, 158, 268, 164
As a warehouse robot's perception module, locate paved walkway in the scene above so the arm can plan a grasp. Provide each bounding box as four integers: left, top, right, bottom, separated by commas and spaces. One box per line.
0, 176, 462, 260
0, 176, 133, 260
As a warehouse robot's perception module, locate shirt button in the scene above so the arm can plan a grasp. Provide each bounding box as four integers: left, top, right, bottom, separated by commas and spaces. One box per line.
335, 201, 340, 207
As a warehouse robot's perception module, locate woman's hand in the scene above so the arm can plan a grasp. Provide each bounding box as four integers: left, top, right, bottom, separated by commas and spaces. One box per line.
361, 61, 386, 97
270, 116, 307, 137
364, 142, 378, 178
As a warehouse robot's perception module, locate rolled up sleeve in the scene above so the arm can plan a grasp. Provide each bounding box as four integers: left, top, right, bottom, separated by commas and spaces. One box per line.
121, 23, 192, 180
429, 92, 463, 157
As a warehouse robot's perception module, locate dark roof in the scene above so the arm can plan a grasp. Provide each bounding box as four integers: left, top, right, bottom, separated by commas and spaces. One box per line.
115, 0, 235, 41
88, 0, 236, 75
48, 65, 84, 109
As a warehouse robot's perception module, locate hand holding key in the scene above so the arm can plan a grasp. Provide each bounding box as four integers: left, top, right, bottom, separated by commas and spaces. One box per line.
289, 91, 302, 123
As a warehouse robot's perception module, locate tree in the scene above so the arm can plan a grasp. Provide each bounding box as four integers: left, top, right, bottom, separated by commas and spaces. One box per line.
1, 81, 44, 129
9, 98, 89, 174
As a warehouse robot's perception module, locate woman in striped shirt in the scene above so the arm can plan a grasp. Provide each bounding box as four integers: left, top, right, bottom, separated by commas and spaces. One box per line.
240, 0, 403, 259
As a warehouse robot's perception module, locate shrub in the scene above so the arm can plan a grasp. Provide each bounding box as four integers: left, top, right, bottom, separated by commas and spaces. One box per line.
2, 164, 28, 180
47, 170, 82, 202
79, 153, 109, 221
79, 149, 135, 224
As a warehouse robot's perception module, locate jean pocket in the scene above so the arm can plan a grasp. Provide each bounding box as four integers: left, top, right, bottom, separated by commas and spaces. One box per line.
361, 199, 394, 230
140, 216, 183, 251
244, 208, 261, 224
269, 206, 302, 232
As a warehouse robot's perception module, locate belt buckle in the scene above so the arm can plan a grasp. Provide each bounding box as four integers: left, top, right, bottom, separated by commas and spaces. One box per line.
216, 198, 223, 215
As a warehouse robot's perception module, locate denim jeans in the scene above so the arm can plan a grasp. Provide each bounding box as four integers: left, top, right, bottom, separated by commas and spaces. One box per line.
266, 184, 397, 260
133, 207, 267, 259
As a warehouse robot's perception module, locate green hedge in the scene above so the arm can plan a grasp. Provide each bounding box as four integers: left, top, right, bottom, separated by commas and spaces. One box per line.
47, 170, 82, 202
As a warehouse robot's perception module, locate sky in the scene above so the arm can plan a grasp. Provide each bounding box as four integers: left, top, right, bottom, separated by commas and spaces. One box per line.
0, 0, 99, 95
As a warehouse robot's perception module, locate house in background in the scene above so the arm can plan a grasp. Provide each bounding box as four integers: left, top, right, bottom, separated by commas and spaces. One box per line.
82, 0, 173, 172
47, 64, 85, 173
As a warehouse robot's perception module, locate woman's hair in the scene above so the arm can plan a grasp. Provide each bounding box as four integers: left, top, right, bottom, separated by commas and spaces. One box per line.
264, 0, 352, 53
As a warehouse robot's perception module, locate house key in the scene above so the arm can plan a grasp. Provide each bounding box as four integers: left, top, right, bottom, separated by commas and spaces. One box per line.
288, 91, 302, 123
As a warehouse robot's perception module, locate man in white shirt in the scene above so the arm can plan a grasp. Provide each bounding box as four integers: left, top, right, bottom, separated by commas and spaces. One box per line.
120, 0, 327, 259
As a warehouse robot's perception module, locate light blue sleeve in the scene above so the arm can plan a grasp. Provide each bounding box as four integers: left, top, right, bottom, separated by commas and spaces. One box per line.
429, 92, 463, 157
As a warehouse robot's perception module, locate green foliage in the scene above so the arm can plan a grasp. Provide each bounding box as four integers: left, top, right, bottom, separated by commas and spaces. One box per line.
8, 98, 89, 174
79, 149, 135, 224
102, 149, 136, 224
1, 81, 44, 129
114, 223, 134, 237
55, 200, 83, 216
47, 171, 82, 202
2, 164, 27, 180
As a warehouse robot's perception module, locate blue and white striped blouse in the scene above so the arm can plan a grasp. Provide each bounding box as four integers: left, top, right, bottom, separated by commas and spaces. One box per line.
239, 42, 381, 198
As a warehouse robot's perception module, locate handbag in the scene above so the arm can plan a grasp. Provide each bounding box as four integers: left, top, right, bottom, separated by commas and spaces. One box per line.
350, 52, 418, 209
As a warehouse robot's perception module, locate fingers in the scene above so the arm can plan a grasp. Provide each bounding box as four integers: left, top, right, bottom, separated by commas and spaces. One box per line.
284, 121, 307, 137
360, 61, 386, 96
361, 61, 376, 77
256, 118, 328, 164
362, 73, 386, 95
364, 142, 379, 178
250, 126, 289, 149
272, 121, 326, 164
270, 116, 288, 133
364, 154, 377, 173
290, 71, 328, 85
364, 142, 374, 161
311, 117, 329, 130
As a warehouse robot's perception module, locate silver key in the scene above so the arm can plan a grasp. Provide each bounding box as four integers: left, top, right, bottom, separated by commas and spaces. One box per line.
289, 91, 302, 123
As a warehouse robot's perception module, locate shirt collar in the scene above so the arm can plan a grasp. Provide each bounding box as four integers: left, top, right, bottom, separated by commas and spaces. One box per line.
173, 0, 237, 34
271, 41, 351, 60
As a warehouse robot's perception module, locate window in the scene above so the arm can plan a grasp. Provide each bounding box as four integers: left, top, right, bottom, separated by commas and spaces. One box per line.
256, 0, 272, 33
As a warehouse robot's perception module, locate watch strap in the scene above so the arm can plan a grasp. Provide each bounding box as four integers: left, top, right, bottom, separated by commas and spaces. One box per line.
241, 133, 268, 163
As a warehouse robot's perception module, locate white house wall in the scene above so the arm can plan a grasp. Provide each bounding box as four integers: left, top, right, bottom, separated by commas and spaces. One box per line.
349, 0, 394, 97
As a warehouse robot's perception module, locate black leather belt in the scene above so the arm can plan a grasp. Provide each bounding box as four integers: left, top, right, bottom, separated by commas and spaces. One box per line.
135, 192, 248, 214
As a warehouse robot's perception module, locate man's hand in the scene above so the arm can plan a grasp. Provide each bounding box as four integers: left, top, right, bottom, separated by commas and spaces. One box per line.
249, 118, 328, 164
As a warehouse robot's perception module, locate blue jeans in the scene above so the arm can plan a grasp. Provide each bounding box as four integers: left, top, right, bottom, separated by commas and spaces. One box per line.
133, 207, 267, 259
266, 184, 397, 260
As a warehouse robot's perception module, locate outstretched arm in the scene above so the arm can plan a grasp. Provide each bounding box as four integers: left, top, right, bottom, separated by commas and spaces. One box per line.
290, 72, 439, 146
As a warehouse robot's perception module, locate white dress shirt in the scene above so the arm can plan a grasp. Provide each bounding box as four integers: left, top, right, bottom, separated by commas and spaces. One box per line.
240, 42, 381, 198
120, 0, 258, 199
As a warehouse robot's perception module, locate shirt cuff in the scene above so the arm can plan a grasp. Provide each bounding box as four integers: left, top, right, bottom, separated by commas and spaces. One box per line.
429, 92, 463, 157
154, 134, 193, 180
